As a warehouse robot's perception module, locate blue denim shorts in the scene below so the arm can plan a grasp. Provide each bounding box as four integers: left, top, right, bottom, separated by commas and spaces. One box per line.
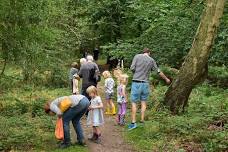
131, 82, 150, 102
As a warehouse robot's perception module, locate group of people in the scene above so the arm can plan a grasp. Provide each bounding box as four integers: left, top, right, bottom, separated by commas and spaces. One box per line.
44, 48, 171, 149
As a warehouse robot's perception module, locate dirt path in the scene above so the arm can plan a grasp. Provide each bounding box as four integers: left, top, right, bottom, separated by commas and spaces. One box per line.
71, 84, 136, 152
84, 115, 135, 152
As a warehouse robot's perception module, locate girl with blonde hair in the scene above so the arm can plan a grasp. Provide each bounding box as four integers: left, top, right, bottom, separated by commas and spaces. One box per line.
102, 71, 116, 115
117, 74, 129, 125
86, 86, 104, 144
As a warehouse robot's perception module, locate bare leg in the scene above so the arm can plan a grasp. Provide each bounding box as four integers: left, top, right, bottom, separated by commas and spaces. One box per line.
131, 102, 137, 123
105, 100, 111, 114
110, 99, 116, 114
95, 127, 101, 135
106, 100, 110, 109
93, 127, 96, 134
141, 101, 147, 122
94, 126, 101, 143
110, 99, 115, 109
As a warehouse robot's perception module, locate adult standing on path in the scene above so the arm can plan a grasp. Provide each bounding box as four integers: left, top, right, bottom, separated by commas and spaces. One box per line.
93, 47, 99, 61
44, 95, 90, 148
128, 48, 171, 130
78, 55, 100, 100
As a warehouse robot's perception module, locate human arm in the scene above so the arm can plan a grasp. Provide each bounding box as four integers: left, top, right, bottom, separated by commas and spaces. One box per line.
122, 85, 128, 102
159, 72, 171, 84
104, 79, 108, 89
89, 97, 103, 109
151, 59, 171, 84
130, 55, 138, 72
94, 63, 100, 73
78, 66, 83, 78
89, 102, 103, 109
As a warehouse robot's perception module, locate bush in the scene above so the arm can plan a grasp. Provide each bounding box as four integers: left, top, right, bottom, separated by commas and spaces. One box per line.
0, 113, 55, 151
45, 65, 69, 88
125, 82, 228, 151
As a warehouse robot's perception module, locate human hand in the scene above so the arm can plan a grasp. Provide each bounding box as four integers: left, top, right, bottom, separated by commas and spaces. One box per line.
73, 90, 79, 95
88, 106, 94, 110
165, 78, 171, 85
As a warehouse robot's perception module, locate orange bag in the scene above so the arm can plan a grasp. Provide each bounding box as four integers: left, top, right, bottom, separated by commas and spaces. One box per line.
55, 117, 64, 140
59, 97, 72, 113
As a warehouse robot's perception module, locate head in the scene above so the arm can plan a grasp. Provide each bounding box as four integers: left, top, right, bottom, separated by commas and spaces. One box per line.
119, 74, 129, 85
86, 86, 98, 98
143, 48, 151, 55
44, 102, 55, 116
80, 58, 87, 65
102, 71, 112, 79
113, 68, 123, 79
71, 62, 78, 68
86, 55, 94, 62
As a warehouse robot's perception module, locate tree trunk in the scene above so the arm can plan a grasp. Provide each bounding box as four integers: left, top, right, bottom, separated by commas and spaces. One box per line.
164, 0, 225, 114
0, 59, 7, 77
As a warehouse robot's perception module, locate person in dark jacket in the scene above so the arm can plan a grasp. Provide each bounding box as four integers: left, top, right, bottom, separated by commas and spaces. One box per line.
93, 47, 99, 61
78, 55, 100, 100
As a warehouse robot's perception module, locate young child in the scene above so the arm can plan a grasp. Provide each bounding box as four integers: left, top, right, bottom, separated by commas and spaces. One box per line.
113, 68, 123, 80
72, 74, 80, 94
102, 71, 116, 115
69, 62, 79, 93
117, 74, 129, 125
86, 86, 104, 144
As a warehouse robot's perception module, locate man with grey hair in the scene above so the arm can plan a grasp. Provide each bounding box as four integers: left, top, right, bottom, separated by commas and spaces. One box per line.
78, 55, 100, 101
86, 55, 94, 62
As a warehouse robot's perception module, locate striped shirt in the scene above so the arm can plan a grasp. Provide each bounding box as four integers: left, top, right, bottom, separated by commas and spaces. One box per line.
104, 78, 115, 94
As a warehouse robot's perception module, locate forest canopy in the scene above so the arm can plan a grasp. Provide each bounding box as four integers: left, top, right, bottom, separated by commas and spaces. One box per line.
1, 0, 227, 81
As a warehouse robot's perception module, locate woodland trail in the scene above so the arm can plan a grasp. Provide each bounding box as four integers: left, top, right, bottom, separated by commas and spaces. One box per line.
71, 83, 137, 152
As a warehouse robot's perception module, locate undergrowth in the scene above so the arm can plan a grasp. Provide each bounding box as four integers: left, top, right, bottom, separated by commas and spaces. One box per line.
125, 73, 228, 151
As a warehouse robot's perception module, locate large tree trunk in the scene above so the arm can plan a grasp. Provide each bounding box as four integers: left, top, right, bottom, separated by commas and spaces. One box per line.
0, 59, 7, 77
164, 0, 225, 114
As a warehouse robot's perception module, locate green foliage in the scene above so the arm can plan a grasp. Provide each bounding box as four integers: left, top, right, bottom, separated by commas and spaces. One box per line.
208, 66, 228, 79
100, 0, 204, 67
125, 74, 228, 152
0, 0, 227, 151
210, 2, 228, 66
0, 84, 86, 151
0, 0, 83, 82
1, 0, 227, 82
98, 0, 227, 67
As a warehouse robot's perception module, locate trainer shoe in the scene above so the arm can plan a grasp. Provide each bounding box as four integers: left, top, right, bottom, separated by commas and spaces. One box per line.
128, 123, 137, 130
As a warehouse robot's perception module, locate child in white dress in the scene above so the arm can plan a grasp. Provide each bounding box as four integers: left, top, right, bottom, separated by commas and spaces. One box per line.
86, 86, 104, 144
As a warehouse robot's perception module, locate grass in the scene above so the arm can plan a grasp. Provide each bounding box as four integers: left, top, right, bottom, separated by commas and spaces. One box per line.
125, 82, 228, 151
0, 63, 227, 151
0, 85, 88, 152
0, 64, 88, 151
